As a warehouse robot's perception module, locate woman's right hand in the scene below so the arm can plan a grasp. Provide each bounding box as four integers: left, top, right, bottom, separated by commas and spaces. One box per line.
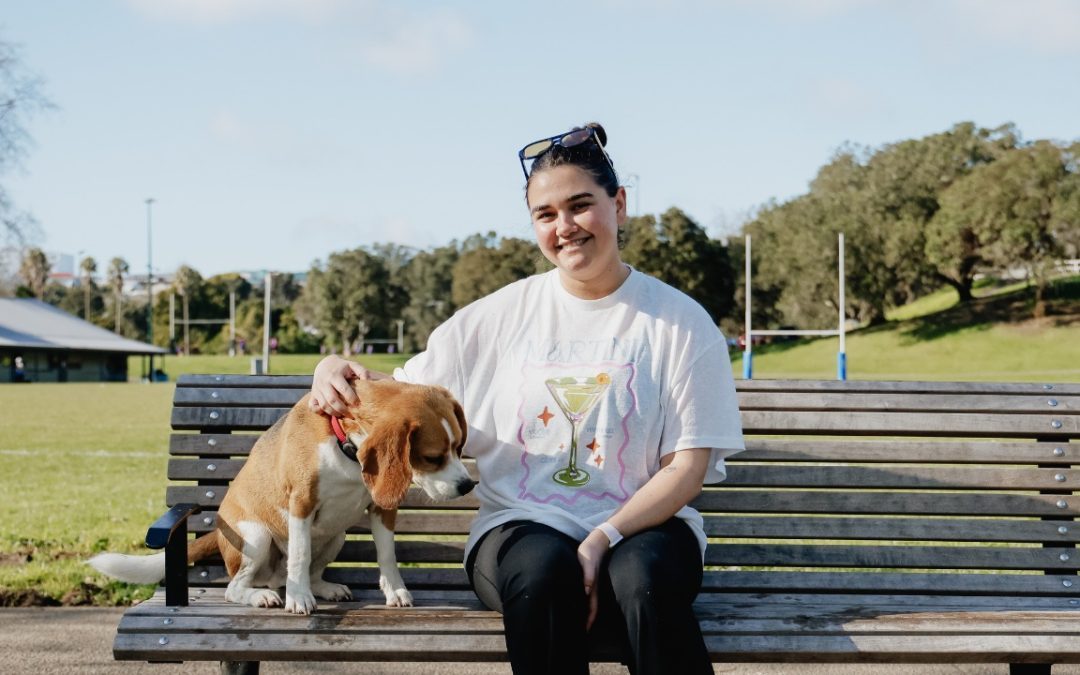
309, 355, 375, 417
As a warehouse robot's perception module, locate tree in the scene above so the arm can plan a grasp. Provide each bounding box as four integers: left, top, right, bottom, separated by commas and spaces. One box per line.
451, 233, 543, 308
107, 257, 129, 333
365, 243, 413, 339
621, 207, 735, 322
401, 244, 459, 352
18, 246, 48, 299
742, 122, 1019, 328
300, 248, 393, 355
1053, 142, 1080, 262
79, 256, 97, 319
0, 35, 52, 257
931, 141, 1075, 316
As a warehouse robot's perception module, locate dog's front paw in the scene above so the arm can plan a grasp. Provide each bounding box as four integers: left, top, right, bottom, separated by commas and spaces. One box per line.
386, 588, 413, 607
247, 589, 283, 609
311, 580, 352, 601
379, 576, 413, 607
285, 589, 318, 615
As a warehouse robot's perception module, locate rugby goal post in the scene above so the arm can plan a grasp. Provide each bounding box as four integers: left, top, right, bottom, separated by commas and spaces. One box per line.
743, 233, 847, 380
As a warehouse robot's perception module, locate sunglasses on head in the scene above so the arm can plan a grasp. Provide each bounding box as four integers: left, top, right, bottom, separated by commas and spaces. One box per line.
517, 127, 615, 179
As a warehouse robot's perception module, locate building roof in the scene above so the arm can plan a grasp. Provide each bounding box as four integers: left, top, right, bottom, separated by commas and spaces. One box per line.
0, 298, 168, 355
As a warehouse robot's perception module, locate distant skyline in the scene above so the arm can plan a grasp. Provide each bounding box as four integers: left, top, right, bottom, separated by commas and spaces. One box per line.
5, 0, 1080, 277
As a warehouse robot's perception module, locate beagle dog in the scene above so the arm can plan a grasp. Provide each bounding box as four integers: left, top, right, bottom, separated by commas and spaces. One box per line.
90, 379, 475, 614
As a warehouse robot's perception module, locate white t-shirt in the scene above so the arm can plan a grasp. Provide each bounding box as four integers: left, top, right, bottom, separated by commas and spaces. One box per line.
395, 268, 745, 560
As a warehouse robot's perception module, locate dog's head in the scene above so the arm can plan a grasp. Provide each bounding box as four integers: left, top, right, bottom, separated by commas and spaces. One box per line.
348, 380, 475, 510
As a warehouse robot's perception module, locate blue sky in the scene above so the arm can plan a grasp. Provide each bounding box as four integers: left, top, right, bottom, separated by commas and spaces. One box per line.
5, 0, 1080, 277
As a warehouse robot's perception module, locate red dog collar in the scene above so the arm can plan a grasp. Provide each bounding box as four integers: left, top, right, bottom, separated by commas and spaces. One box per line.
330, 416, 359, 463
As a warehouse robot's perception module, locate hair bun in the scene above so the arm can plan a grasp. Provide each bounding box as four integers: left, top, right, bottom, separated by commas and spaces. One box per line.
584, 122, 607, 147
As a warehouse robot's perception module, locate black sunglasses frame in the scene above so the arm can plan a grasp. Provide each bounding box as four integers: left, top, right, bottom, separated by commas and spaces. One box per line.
517, 127, 614, 180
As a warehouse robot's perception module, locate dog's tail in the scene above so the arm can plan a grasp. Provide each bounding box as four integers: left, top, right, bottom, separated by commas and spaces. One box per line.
88, 532, 220, 585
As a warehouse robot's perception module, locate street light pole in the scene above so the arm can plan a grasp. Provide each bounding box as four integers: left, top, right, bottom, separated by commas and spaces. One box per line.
146, 197, 155, 381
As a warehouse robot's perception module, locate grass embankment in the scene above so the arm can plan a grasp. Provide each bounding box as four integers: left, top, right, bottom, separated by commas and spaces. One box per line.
0, 355, 405, 606
733, 276, 1080, 381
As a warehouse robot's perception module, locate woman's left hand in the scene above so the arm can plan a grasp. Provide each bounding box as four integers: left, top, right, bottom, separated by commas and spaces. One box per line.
577, 530, 610, 631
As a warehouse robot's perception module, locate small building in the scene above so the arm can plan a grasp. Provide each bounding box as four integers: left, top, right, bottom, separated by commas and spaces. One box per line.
0, 298, 167, 383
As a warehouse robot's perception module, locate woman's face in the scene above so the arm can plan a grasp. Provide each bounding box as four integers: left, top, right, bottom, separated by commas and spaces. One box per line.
527, 164, 627, 297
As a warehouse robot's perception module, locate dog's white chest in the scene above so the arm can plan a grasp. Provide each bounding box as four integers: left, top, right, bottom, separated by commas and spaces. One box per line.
309, 438, 371, 538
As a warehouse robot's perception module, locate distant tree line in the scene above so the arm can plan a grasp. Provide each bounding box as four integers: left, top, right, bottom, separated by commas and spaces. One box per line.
6, 121, 1079, 353
743, 122, 1080, 328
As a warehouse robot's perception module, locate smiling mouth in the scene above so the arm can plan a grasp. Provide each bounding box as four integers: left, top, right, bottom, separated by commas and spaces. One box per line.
556, 236, 592, 251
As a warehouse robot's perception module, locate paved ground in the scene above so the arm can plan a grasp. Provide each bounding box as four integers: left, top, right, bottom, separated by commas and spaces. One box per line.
2, 607, 1075, 674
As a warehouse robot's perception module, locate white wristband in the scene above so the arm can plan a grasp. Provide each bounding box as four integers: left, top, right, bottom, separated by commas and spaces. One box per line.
594, 522, 623, 548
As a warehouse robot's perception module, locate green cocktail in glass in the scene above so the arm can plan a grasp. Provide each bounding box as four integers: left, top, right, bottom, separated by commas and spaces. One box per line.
544, 374, 610, 487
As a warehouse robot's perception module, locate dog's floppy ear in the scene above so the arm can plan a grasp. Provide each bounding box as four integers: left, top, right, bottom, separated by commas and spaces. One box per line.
452, 400, 468, 455
359, 419, 417, 510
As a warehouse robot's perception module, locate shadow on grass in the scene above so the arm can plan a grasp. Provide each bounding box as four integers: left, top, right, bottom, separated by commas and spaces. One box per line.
890, 277, 1080, 343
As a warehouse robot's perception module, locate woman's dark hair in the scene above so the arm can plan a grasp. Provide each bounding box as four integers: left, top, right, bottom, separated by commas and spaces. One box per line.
525, 122, 619, 198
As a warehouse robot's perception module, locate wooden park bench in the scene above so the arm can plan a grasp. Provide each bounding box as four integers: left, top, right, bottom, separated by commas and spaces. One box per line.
111, 374, 1079, 674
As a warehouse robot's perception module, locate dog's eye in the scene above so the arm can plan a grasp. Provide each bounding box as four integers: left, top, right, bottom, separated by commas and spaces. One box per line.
422, 455, 444, 467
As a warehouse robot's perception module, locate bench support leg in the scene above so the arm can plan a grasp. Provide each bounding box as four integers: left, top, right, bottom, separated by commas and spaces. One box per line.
1010, 665, 1051, 675
220, 662, 259, 675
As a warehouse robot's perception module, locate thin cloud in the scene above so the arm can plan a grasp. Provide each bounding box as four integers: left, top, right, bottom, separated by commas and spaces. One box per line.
357, 10, 473, 76
126, 0, 473, 75
951, 0, 1080, 55
808, 77, 885, 119
124, 0, 355, 24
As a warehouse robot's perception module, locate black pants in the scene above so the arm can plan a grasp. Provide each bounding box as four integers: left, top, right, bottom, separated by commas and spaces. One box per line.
466, 518, 711, 675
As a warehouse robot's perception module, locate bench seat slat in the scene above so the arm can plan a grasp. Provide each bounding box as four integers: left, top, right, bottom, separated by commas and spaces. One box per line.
695, 490, 1080, 517
170, 433, 259, 456
707, 543, 1078, 571
124, 587, 1080, 617
171, 406, 1078, 436
166, 460, 1080, 490
172, 375, 1080, 395
171, 407, 290, 431
736, 380, 1080, 396
187, 511, 477, 535
171, 387, 1079, 415
167, 436, 1078, 466
703, 516, 1080, 543
167, 459, 480, 483
166, 486, 1080, 517
737, 439, 1079, 464
177, 375, 314, 388
182, 512, 1080, 543
741, 410, 1077, 437
183, 540, 1080, 570
173, 388, 306, 407
180, 566, 1080, 597
723, 465, 1078, 490
180, 567, 1067, 597
739, 392, 1078, 414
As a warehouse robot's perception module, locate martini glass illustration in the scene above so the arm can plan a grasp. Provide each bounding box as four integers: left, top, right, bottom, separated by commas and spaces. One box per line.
544, 374, 610, 487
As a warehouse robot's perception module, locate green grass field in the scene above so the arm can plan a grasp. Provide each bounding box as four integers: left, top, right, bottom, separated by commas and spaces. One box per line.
128, 352, 408, 379
1, 279, 1077, 605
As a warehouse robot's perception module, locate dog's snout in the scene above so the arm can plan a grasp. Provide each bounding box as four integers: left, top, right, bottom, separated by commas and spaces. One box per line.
457, 477, 477, 496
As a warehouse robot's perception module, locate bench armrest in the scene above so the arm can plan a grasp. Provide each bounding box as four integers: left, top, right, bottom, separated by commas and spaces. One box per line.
146, 503, 201, 549
145, 503, 201, 607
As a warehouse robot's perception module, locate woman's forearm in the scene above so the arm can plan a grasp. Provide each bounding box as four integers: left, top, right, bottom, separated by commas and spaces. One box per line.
603, 447, 711, 538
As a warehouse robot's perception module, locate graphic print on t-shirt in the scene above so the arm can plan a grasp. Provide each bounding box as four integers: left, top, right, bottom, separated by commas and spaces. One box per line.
516, 361, 636, 506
